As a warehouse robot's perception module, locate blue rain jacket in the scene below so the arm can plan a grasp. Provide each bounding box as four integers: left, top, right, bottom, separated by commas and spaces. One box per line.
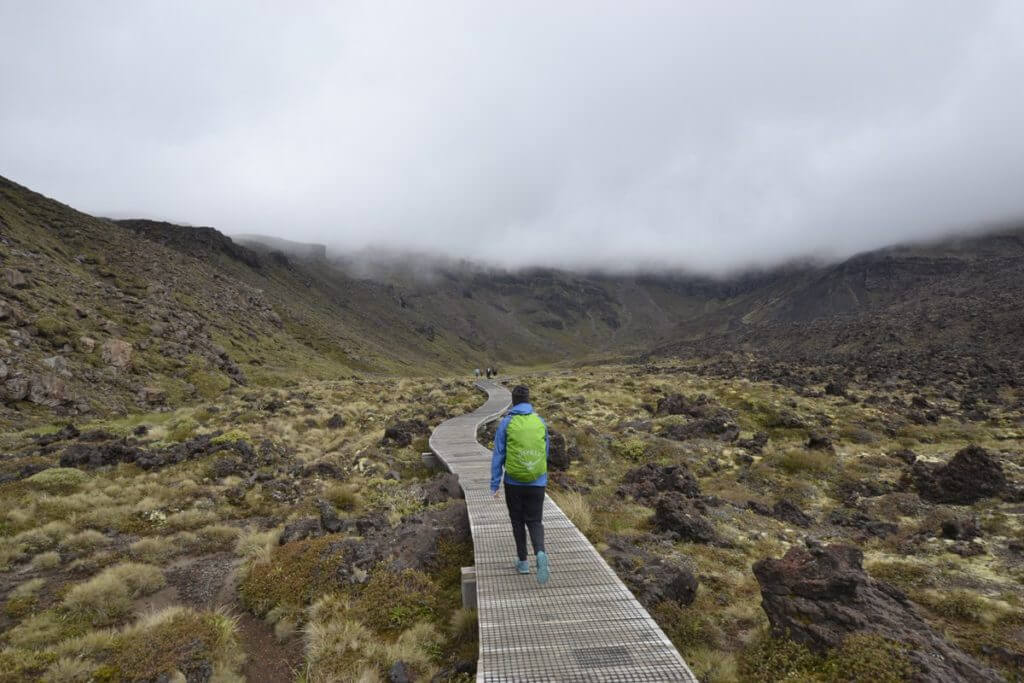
490, 402, 549, 493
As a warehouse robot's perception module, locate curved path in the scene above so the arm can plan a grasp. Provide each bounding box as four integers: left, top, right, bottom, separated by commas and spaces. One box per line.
429, 380, 696, 682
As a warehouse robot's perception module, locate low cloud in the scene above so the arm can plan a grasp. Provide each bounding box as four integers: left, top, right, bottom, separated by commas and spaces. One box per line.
2, 1, 1023, 273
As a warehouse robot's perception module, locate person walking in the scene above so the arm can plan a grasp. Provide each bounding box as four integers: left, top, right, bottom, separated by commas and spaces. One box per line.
475, 368, 480, 378
490, 385, 550, 584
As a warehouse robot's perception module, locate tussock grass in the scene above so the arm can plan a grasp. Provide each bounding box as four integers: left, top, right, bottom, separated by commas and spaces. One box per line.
30, 550, 61, 570
62, 562, 166, 625
551, 490, 594, 535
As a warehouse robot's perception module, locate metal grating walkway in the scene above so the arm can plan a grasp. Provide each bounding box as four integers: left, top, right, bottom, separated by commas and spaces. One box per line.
429, 380, 696, 682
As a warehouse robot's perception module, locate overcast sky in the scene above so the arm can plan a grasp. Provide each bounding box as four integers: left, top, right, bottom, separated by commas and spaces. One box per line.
2, 2, 1023, 273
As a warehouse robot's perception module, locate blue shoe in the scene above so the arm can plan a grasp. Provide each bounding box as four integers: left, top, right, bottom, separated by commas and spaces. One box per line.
516, 560, 530, 574
536, 551, 550, 585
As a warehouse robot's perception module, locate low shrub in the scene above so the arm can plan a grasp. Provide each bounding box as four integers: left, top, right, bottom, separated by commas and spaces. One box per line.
26, 468, 89, 494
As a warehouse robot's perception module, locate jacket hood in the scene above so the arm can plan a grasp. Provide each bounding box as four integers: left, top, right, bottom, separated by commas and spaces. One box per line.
508, 402, 533, 415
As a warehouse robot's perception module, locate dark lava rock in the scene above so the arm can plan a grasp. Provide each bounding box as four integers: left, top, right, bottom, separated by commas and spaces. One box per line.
381, 419, 428, 447
941, 517, 980, 541
806, 432, 835, 451
302, 461, 343, 479
656, 393, 714, 417
420, 471, 463, 504
949, 541, 985, 557
388, 661, 412, 683
746, 500, 772, 516
319, 500, 343, 533
824, 381, 847, 397
617, 463, 700, 504
280, 518, 322, 544
210, 455, 247, 479
36, 423, 79, 446
547, 429, 575, 471
890, 448, 918, 465
325, 413, 345, 430
605, 536, 698, 608
912, 445, 1006, 504
737, 431, 769, 454
332, 502, 471, 584
753, 543, 1002, 682
772, 499, 812, 528
662, 417, 739, 443
652, 493, 718, 544
827, 508, 897, 538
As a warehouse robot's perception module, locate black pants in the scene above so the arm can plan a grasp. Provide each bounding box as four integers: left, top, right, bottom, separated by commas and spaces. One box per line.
504, 484, 546, 561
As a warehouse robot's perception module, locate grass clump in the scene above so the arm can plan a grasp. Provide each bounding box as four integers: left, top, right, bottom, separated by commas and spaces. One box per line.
239, 534, 343, 616
26, 467, 89, 493
108, 606, 243, 681
61, 529, 109, 553
551, 490, 593, 535
773, 448, 833, 474
62, 562, 166, 625
211, 428, 250, 446
353, 568, 440, 635
324, 482, 361, 511
30, 550, 61, 570
737, 630, 915, 682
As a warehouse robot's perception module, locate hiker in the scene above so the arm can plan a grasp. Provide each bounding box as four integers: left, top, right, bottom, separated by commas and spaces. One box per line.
474, 368, 480, 378
490, 385, 550, 584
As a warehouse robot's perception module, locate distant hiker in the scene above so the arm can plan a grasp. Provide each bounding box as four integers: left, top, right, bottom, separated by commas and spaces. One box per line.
475, 368, 480, 378
491, 385, 550, 584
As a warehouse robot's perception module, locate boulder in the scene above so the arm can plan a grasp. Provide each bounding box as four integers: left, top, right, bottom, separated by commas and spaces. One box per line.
325, 413, 345, 429
420, 472, 463, 504
652, 493, 718, 544
3, 268, 27, 289
941, 517, 980, 541
5, 377, 30, 401
772, 499, 812, 528
911, 445, 1006, 504
806, 432, 835, 451
737, 431, 769, 454
662, 417, 739, 442
28, 374, 71, 406
547, 429, 572, 470
753, 543, 1001, 682
280, 518, 323, 544
605, 536, 698, 608
617, 463, 700, 504
101, 338, 133, 368
139, 386, 167, 404
381, 419, 428, 447
318, 500, 344, 533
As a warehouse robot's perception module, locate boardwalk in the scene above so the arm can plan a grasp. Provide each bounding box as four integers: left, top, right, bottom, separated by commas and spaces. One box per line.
429, 380, 696, 682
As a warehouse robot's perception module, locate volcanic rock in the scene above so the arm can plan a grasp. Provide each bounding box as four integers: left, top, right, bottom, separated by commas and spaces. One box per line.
753, 543, 1002, 682
617, 463, 700, 504
381, 419, 428, 447
911, 445, 1006, 504
605, 536, 698, 608
772, 499, 812, 528
101, 338, 133, 368
652, 493, 718, 543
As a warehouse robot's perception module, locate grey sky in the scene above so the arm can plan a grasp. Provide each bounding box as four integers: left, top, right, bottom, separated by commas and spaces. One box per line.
2, 1, 1023, 273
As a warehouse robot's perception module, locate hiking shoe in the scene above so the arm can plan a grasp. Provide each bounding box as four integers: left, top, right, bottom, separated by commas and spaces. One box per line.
516, 560, 530, 574
536, 551, 550, 585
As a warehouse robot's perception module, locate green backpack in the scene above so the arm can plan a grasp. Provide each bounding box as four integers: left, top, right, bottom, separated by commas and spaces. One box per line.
504, 413, 547, 482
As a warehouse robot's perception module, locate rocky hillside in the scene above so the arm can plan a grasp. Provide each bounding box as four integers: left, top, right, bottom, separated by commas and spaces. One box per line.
4, 173, 1024, 431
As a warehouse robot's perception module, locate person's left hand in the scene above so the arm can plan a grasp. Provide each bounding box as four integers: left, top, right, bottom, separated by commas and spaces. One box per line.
492, 489, 501, 499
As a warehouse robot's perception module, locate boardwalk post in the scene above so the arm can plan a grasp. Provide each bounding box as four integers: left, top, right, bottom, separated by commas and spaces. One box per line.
421, 451, 442, 469
461, 566, 477, 609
